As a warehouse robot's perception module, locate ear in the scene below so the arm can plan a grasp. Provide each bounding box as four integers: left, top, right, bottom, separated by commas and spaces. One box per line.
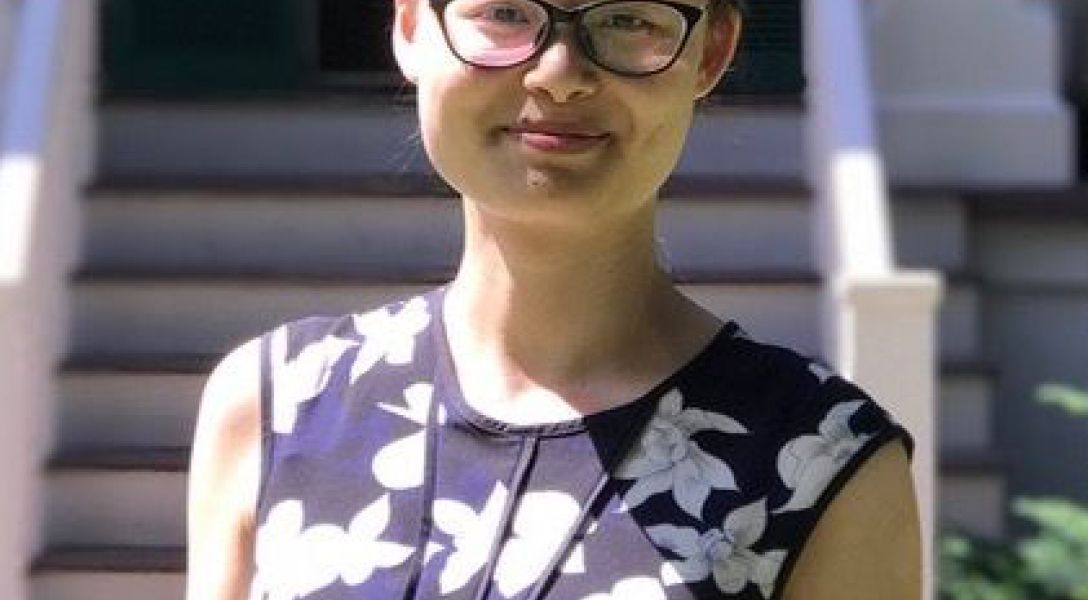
694, 8, 742, 99
392, 0, 421, 84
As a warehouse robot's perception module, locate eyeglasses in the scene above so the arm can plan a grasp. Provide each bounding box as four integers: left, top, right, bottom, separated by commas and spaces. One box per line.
430, 0, 706, 77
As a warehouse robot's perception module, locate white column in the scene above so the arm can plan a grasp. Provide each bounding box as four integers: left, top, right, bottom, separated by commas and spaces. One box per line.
807, 0, 941, 596
831, 272, 942, 593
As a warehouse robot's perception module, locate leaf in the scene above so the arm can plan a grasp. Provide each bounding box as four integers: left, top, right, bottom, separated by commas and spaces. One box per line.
724, 498, 768, 548
1037, 383, 1088, 417
645, 524, 702, 558
623, 469, 673, 509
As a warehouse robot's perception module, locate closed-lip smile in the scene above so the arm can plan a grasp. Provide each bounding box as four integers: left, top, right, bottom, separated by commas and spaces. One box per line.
504, 120, 611, 153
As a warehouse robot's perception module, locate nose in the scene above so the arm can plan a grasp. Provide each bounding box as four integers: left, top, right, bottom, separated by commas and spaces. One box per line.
521, 26, 599, 104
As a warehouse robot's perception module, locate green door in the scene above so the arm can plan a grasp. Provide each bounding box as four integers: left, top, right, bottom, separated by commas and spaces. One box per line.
721, 0, 805, 96
101, 0, 803, 97
102, 0, 308, 94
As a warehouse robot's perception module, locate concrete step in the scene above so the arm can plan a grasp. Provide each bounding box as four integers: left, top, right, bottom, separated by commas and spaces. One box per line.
938, 282, 982, 364
32, 546, 184, 600
38, 445, 1000, 557
937, 364, 997, 452
45, 448, 187, 547
33, 572, 184, 600
938, 450, 1007, 540
57, 368, 205, 448
68, 277, 824, 357
890, 192, 971, 272
82, 181, 817, 276
57, 354, 994, 452
971, 190, 1088, 287
83, 182, 976, 278
98, 99, 806, 182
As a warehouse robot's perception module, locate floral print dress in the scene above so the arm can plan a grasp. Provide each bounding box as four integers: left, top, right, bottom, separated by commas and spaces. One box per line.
248, 289, 911, 600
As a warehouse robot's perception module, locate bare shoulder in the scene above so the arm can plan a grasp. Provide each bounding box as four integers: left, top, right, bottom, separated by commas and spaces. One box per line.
781, 439, 921, 600
186, 337, 264, 600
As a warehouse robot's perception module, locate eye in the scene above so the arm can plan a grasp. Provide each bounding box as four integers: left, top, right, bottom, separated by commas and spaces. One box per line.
476, 2, 532, 23
599, 12, 654, 31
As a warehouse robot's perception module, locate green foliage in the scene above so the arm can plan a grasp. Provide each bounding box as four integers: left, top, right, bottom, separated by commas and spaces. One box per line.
1037, 384, 1088, 417
939, 384, 1088, 600
1013, 498, 1088, 599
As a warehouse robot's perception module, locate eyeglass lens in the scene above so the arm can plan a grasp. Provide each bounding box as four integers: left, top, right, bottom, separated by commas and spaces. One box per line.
441, 0, 692, 75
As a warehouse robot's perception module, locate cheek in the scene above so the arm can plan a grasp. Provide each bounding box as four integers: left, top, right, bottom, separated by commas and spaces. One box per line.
631, 86, 695, 170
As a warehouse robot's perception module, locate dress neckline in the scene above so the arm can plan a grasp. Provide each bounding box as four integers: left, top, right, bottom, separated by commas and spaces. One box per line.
426, 287, 741, 438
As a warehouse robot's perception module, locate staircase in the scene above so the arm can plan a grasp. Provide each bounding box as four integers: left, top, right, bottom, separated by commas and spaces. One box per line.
30, 95, 1003, 598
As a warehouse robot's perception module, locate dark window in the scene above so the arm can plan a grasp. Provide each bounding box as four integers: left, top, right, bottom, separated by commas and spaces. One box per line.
318, 0, 394, 73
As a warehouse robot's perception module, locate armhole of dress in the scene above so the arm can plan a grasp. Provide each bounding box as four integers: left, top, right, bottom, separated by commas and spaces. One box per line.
254, 331, 275, 518
770, 423, 913, 600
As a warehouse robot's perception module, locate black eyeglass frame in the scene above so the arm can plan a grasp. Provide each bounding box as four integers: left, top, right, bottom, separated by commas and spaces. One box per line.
429, 0, 706, 77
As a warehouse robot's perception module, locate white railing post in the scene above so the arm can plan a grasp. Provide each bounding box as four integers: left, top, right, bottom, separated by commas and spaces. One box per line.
805, 0, 942, 597
0, 0, 92, 597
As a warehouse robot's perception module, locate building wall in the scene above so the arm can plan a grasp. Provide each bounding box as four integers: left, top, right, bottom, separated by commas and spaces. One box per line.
869, 0, 1075, 186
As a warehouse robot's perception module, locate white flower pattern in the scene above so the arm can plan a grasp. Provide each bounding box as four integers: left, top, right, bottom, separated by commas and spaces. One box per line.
350, 297, 430, 384
808, 361, 835, 384
432, 482, 509, 595
775, 400, 873, 513
372, 382, 434, 490
250, 495, 414, 599
582, 576, 668, 600
270, 329, 357, 435
493, 490, 582, 596
615, 389, 748, 518
650, 499, 786, 599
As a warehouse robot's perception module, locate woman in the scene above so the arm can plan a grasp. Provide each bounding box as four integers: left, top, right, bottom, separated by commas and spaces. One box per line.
187, 0, 922, 598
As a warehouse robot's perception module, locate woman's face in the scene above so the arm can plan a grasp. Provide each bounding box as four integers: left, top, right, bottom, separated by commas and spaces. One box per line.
394, 0, 740, 228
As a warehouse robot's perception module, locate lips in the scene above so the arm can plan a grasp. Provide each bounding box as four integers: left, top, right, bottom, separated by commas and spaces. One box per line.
504, 121, 611, 153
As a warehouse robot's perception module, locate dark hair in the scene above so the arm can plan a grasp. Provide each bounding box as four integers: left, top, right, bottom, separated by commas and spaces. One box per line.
709, 0, 745, 19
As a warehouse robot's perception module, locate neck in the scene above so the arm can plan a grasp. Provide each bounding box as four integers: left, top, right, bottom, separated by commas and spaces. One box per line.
443, 199, 720, 422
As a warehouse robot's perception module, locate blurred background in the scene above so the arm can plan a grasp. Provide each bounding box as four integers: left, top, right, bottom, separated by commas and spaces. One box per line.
0, 0, 1084, 598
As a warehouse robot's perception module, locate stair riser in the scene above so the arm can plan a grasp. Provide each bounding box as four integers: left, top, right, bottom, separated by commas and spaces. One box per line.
46, 472, 186, 546
100, 105, 806, 181
33, 573, 184, 600
71, 282, 432, 356
977, 220, 1088, 287
84, 193, 975, 277
71, 280, 977, 363
891, 194, 969, 272
70, 283, 824, 356
938, 473, 1006, 540
57, 369, 992, 453
938, 374, 995, 452
938, 286, 981, 363
43, 468, 1002, 549
83, 195, 815, 276
58, 374, 204, 448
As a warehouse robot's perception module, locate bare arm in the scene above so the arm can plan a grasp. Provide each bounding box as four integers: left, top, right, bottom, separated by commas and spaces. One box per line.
782, 440, 922, 600
186, 339, 263, 600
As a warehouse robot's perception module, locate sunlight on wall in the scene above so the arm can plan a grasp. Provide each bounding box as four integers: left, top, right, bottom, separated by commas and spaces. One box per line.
0, 153, 39, 283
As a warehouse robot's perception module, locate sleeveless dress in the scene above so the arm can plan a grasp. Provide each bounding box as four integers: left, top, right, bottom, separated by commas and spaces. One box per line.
248, 289, 912, 600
